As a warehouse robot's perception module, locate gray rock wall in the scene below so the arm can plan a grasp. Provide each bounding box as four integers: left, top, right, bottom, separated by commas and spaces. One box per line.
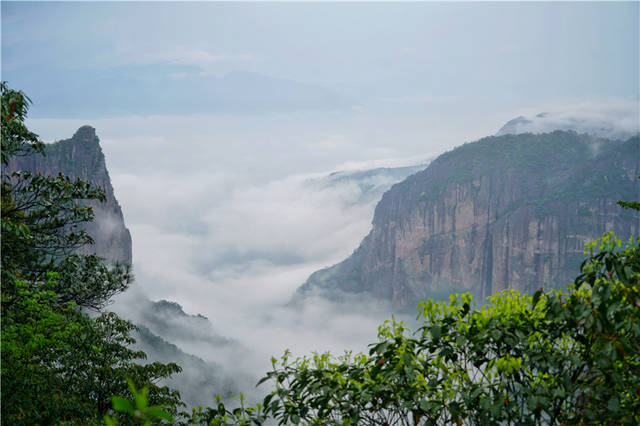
6, 125, 132, 265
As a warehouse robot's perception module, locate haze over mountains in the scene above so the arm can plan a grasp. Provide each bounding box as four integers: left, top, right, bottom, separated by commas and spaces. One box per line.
12, 69, 352, 118
303, 163, 430, 207
3, 1, 638, 418
6, 128, 245, 407
497, 100, 639, 141
7, 126, 433, 406
11, 109, 638, 406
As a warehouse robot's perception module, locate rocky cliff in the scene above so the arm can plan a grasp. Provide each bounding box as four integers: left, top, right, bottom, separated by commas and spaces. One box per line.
6, 126, 132, 264
298, 131, 640, 308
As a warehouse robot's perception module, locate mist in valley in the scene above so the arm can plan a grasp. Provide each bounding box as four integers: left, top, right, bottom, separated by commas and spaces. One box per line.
4, 0, 638, 412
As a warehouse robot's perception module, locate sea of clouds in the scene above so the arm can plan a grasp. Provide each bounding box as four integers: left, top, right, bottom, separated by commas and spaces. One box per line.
27, 97, 639, 407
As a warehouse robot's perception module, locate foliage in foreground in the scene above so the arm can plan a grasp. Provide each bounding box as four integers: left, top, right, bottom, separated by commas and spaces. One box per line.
243, 233, 639, 425
111, 230, 639, 425
1, 82, 183, 424
3, 81, 638, 424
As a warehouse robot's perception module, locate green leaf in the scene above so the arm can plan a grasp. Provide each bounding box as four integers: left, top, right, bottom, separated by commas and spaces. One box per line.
431, 325, 442, 340
256, 375, 271, 387
134, 390, 148, 411
112, 396, 135, 414
532, 288, 542, 307
146, 406, 173, 421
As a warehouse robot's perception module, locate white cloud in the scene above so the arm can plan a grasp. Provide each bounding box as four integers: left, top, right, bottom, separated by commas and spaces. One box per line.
335, 154, 434, 171
27, 97, 637, 406
106, 158, 411, 405
498, 97, 640, 140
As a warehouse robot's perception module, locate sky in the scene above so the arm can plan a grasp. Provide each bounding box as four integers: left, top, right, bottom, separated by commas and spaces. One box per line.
2, 0, 639, 405
3, 2, 638, 117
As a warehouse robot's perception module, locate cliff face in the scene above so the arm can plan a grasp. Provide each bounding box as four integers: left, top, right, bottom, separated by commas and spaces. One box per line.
6, 126, 132, 265
298, 131, 640, 308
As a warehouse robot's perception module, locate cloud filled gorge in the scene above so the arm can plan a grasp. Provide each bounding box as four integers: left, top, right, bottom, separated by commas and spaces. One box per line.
5, 0, 637, 412
86, 119, 430, 405
28, 96, 638, 406
109, 169, 421, 406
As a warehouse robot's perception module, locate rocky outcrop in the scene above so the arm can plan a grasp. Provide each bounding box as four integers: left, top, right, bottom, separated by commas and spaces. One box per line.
6, 126, 132, 265
298, 131, 640, 308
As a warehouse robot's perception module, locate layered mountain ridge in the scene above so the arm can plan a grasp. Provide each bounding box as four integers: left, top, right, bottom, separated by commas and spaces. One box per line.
298, 131, 640, 308
130, 300, 244, 408
302, 163, 431, 207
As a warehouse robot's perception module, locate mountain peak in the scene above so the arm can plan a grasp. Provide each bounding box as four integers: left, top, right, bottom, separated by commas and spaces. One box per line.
72, 125, 98, 143
6, 127, 132, 265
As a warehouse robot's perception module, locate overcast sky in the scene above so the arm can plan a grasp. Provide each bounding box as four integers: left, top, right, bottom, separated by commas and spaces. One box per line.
3, 2, 638, 173
3, 2, 638, 117
2, 1, 639, 402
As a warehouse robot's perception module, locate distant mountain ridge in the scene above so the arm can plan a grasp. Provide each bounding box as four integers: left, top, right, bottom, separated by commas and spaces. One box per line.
131, 300, 245, 408
5, 126, 132, 265
304, 163, 431, 206
7, 67, 352, 118
298, 131, 640, 308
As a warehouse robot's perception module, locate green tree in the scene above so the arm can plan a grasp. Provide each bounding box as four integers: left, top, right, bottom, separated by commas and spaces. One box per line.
109, 208, 638, 425
250, 230, 639, 425
1, 82, 43, 164
128, 226, 637, 426
1, 82, 183, 424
